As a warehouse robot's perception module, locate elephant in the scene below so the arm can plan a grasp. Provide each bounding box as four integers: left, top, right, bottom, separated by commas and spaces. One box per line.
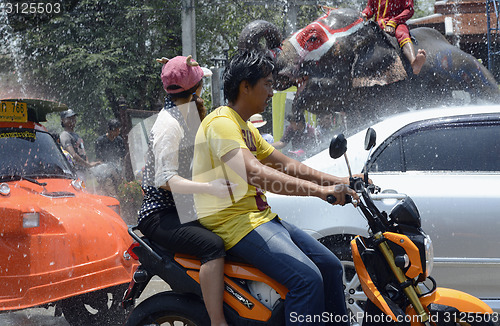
238, 8, 500, 123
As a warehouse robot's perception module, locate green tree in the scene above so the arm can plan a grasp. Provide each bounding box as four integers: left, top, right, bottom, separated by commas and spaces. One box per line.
14, 0, 181, 144
4, 0, 433, 152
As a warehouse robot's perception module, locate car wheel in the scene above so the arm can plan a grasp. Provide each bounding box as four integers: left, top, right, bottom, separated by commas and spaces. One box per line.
320, 234, 367, 326
60, 284, 128, 326
125, 291, 209, 326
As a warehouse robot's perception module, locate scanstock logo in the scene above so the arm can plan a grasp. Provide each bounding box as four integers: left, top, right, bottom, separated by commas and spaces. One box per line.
224, 283, 254, 309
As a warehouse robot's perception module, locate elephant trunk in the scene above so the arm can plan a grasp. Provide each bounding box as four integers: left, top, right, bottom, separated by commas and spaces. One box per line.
238, 20, 283, 52
238, 20, 294, 90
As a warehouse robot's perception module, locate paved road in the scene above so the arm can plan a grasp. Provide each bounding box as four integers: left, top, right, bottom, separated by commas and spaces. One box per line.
0, 277, 169, 326
3, 276, 498, 325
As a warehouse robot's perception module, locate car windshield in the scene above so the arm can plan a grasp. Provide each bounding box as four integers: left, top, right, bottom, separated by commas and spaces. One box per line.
0, 128, 74, 180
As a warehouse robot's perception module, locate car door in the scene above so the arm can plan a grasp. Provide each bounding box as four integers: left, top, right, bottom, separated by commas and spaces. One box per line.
366, 116, 500, 301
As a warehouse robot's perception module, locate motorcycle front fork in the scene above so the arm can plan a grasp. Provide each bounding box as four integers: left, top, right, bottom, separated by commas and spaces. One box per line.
374, 232, 432, 326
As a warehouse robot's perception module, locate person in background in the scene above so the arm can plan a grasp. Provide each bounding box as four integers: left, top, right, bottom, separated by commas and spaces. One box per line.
360, 0, 426, 74
59, 109, 99, 180
95, 118, 126, 164
94, 118, 127, 196
51, 132, 75, 168
249, 113, 274, 144
193, 49, 359, 326
316, 112, 334, 137
271, 112, 318, 158
315, 112, 336, 151
138, 55, 230, 326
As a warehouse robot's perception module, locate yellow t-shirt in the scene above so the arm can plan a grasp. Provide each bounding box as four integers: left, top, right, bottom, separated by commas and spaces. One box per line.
193, 106, 276, 250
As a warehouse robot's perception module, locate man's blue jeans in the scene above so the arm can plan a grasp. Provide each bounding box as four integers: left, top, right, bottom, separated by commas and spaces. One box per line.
228, 217, 348, 325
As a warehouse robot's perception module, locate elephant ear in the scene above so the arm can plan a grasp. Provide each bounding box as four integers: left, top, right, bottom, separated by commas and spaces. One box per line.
351, 22, 407, 88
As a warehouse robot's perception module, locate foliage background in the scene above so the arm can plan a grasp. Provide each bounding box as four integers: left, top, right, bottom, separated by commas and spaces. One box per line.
0, 0, 434, 158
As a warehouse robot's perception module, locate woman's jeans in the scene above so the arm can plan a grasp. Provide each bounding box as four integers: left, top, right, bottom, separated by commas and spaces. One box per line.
228, 218, 348, 326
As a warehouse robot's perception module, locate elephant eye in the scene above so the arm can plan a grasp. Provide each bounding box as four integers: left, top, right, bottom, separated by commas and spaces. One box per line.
296, 23, 328, 52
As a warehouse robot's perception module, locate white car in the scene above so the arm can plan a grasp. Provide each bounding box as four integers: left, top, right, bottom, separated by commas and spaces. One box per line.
266, 105, 500, 315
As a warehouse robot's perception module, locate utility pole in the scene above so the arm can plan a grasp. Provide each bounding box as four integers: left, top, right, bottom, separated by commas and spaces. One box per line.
181, 0, 196, 59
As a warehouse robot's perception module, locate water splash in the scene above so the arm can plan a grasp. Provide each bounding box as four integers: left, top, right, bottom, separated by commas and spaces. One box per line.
0, 0, 27, 97
450, 0, 462, 48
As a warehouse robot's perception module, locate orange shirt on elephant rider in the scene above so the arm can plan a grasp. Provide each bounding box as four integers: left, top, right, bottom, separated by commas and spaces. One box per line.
361, 0, 426, 74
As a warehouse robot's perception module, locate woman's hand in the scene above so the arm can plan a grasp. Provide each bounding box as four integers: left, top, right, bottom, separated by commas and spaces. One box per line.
207, 179, 237, 198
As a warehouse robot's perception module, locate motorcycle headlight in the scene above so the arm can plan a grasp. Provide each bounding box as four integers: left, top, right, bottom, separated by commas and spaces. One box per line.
389, 197, 421, 228
424, 235, 434, 277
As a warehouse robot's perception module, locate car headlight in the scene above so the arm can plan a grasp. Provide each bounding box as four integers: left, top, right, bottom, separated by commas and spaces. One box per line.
0, 183, 11, 196
424, 234, 434, 277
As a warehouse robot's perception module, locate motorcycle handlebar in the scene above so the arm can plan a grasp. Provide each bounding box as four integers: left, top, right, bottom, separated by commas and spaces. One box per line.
370, 193, 407, 201
326, 194, 353, 205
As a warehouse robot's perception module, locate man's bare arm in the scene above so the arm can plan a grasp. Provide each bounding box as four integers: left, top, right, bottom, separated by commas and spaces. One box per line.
222, 148, 357, 205
261, 149, 348, 186
64, 145, 90, 167
270, 140, 286, 149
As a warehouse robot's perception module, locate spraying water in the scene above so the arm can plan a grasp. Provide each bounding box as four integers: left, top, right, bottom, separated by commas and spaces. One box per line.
450, 0, 463, 48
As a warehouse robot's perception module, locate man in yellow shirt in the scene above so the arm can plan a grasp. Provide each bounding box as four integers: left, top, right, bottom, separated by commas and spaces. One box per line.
193, 50, 358, 325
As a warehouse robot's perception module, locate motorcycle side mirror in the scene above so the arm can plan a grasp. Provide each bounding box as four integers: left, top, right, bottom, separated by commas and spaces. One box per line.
363, 128, 376, 185
329, 134, 347, 159
364, 128, 376, 151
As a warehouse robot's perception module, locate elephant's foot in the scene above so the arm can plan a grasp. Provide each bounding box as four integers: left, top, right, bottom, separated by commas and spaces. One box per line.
411, 49, 427, 75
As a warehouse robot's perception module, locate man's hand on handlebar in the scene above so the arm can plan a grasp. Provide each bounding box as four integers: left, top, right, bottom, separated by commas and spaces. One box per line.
338, 173, 373, 186
322, 184, 359, 207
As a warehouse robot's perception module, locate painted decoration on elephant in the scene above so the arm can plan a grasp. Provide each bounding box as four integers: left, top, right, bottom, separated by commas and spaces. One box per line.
289, 11, 363, 62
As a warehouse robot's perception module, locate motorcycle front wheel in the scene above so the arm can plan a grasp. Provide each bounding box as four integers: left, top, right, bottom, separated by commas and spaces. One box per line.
125, 291, 209, 326
320, 234, 366, 326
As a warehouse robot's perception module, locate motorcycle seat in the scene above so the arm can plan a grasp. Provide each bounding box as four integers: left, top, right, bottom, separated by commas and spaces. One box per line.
139, 235, 252, 266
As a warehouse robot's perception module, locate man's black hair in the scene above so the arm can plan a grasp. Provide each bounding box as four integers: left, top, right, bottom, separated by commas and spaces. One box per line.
108, 118, 121, 130
223, 50, 274, 103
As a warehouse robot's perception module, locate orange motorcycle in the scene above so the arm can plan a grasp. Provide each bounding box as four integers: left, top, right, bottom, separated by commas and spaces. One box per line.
0, 99, 138, 325
122, 128, 496, 326
331, 129, 497, 326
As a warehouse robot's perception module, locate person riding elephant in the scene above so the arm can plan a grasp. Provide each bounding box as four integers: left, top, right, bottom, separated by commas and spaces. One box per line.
360, 0, 427, 74
237, 8, 500, 125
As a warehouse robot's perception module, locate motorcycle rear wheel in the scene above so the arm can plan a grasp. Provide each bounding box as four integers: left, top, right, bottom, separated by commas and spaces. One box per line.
125, 291, 209, 326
